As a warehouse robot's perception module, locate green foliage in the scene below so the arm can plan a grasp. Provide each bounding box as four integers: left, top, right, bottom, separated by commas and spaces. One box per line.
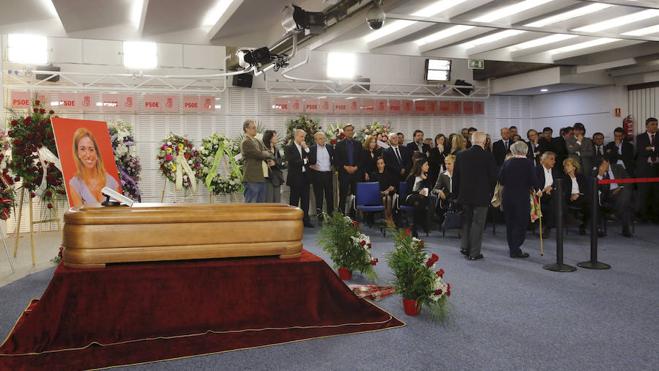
285, 115, 321, 146
387, 228, 450, 321
318, 212, 377, 281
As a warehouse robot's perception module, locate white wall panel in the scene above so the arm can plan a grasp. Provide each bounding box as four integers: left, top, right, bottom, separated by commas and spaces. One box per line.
82, 39, 122, 65
628, 87, 658, 135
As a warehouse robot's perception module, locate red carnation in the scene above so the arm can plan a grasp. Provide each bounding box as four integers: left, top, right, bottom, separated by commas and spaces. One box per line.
14, 176, 20, 182
13, 139, 22, 146
33, 108, 39, 113
405, 228, 411, 236
434, 289, 443, 296
24, 116, 32, 125
10, 120, 18, 127
48, 110, 55, 115
29, 192, 36, 198
446, 283, 451, 297
436, 268, 445, 278
34, 100, 41, 106
330, 139, 337, 145
426, 253, 439, 267
360, 240, 366, 246
47, 203, 53, 209
370, 258, 378, 265
44, 190, 52, 197
351, 220, 360, 227
39, 108, 46, 114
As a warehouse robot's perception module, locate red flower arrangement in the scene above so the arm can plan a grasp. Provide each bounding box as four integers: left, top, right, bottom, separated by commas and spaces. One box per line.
7, 100, 64, 206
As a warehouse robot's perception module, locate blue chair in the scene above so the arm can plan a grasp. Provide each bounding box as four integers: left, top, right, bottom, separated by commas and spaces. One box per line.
397, 181, 429, 236
355, 182, 385, 233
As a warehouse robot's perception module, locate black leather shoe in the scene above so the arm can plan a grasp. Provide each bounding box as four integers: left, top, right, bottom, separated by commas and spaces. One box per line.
510, 252, 530, 258
466, 254, 483, 261
460, 249, 468, 256
622, 228, 632, 238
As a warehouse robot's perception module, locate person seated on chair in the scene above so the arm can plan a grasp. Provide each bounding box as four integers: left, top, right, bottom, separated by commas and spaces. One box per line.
405, 157, 431, 238
594, 157, 633, 237
431, 154, 456, 223
535, 151, 561, 235
563, 157, 590, 235
369, 156, 397, 228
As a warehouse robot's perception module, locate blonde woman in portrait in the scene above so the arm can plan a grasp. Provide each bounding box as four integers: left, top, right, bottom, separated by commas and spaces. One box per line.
69, 128, 120, 207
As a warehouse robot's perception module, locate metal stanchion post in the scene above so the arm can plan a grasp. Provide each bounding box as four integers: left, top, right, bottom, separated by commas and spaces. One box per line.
578, 177, 611, 270
543, 178, 577, 272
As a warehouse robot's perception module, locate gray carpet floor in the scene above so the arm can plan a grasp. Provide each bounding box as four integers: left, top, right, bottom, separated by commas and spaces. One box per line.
1, 222, 658, 371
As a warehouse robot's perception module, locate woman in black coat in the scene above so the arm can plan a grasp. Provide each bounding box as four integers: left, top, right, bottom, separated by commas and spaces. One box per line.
369, 157, 397, 227
405, 157, 431, 237
499, 141, 539, 258
362, 135, 381, 181
563, 157, 590, 235
428, 133, 446, 186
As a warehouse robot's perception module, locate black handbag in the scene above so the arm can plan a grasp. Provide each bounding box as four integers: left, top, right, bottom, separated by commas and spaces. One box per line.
441, 201, 462, 230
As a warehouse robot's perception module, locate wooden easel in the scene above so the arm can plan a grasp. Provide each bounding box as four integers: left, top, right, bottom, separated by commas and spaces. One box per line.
13, 188, 61, 266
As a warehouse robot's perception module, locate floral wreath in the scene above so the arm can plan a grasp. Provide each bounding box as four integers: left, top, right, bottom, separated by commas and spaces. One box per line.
108, 120, 142, 201
200, 133, 242, 195
157, 133, 202, 191
324, 123, 345, 145
0, 130, 15, 220
285, 115, 322, 146
355, 121, 392, 143
7, 100, 64, 209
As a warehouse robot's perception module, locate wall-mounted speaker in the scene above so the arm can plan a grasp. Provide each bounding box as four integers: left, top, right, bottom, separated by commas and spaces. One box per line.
232, 73, 253, 88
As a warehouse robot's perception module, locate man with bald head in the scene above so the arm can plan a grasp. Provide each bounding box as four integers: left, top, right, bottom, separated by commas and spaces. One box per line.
453, 132, 498, 261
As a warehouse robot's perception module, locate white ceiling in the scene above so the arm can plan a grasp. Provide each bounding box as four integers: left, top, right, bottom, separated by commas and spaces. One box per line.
0, 0, 657, 94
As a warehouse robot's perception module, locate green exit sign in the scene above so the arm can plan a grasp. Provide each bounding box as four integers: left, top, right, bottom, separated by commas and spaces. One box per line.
468, 59, 484, 70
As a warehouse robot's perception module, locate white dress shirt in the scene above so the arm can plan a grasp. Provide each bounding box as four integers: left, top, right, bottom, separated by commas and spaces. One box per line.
295, 142, 308, 172
615, 142, 625, 168
543, 166, 553, 189
570, 176, 580, 195
315, 145, 331, 172
597, 169, 619, 191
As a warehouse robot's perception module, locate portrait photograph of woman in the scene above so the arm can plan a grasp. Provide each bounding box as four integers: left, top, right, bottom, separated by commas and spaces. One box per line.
51, 118, 122, 208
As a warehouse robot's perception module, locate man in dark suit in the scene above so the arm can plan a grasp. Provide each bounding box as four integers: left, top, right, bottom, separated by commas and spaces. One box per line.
536, 151, 561, 234
592, 132, 606, 166
453, 132, 498, 260
492, 127, 511, 167
406, 129, 431, 159
552, 126, 572, 174
594, 158, 633, 237
334, 124, 364, 215
635, 117, 659, 222
383, 132, 412, 181
308, 131, 335, 218
605, 127, 634, 176
285, 129, 313, 227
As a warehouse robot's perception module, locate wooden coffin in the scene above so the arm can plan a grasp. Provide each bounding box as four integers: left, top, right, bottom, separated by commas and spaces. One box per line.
62, 203, 304, 268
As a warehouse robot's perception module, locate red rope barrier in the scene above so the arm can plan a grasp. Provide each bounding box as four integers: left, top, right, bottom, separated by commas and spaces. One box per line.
597, 177, 659, 185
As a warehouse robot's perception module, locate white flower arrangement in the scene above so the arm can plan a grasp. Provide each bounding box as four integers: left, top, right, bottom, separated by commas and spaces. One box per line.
200, 133, 242, 195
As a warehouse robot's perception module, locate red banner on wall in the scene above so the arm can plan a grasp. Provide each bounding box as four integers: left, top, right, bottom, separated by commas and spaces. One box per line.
463, 101, 474, 115
439, 101, 450, 114
272, 97, 289, 112
334, 99, 349, 114
347, 99, 360, 114
388, 100, 401, 114
449, 101, 462, 115
318, 98, 333, 113
10, 91, 32, 108
360, 99, 375, 114
474, 101, 485, 115
375, 99, 388, 114
414, 100, 428, 114
304, 99, 319, 113
401, 100, 413, 113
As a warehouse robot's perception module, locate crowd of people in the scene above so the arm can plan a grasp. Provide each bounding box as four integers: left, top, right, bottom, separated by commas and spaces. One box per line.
239, 117, 659, 260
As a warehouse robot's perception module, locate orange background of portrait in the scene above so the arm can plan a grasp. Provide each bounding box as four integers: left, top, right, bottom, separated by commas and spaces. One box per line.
51, 117, 122, 208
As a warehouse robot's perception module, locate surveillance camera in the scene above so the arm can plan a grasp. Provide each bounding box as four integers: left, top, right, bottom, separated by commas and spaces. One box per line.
366, 4, 385, 30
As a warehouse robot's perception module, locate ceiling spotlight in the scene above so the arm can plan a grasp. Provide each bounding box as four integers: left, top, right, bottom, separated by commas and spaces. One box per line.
540, 88, 549, 92
237, 47, 289, 72
366, 1, 386, 30
281, 4, 326, 34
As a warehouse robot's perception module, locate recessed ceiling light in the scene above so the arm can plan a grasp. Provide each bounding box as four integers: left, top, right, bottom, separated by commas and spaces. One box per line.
415, 25, 474, 46
462, 30, 526, 49
364, 0, 467, 43
123, 41, 158, 69
525, 3, 611, 28
8, 34, 48, 65
472, 0, 554, 23
622, 24, 659, 36
540, 88, 548, 92
509, 34, 577, 51
574, 9, 659, 33
202, 0, 236, 28
327, 52, 357, 79
546, 38, 618, 55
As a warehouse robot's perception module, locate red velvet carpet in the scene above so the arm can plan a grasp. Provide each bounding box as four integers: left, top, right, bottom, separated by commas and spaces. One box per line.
0, 250, 403, 371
